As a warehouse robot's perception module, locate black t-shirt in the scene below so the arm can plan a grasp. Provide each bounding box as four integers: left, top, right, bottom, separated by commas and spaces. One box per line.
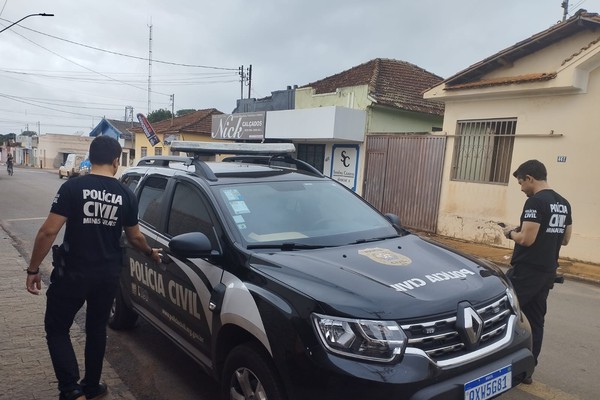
511, 189, 572, 271
50, 174, 139, 276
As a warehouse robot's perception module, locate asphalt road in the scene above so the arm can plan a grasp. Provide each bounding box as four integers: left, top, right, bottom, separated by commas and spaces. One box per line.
2, 166, 598, 400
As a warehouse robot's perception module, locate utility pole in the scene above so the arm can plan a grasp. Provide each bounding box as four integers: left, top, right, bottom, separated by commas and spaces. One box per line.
239, 65, 245, 99
562, 0, 569, 21
170, 94, 175, 124
247, 65, 252, 99
148, 22, 153, 115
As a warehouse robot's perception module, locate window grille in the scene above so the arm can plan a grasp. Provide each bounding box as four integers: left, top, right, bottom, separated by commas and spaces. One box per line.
451, 119, 516, 184
154, 147, 162, 156
141, 147, 148, 158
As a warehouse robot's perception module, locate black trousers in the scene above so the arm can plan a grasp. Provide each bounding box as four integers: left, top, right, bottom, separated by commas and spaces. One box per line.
509, 264, 555, 365
44, 269, 119, 393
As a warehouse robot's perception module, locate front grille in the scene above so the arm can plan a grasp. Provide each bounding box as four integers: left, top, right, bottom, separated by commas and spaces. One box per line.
401, 295, 512, 362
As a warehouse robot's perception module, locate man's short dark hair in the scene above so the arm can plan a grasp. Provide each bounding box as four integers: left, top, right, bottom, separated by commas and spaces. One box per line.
89, 135, 122, 166
513, 159, 547, 181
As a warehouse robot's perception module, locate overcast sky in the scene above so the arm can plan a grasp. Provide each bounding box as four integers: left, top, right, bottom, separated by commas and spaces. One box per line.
1, 0, 599, 135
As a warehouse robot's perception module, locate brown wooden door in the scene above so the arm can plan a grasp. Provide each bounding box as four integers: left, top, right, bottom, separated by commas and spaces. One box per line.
364, 135, 446, 232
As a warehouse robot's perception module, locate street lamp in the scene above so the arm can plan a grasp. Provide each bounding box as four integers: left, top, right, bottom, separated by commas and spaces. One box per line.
0, 13, 54, 35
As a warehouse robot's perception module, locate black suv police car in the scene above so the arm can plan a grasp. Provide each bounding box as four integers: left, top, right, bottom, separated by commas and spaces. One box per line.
110, 141, 534, 400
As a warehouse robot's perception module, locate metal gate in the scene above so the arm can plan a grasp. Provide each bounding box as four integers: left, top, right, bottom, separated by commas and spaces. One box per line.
364, 135, 446, 232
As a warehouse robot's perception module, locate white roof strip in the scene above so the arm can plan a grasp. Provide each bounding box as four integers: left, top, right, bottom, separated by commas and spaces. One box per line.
170, 141, 296, 155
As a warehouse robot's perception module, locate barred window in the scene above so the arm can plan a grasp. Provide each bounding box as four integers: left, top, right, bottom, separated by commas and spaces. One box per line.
451, 119, 516, 184
154, 147, 162, 156
141, 147, 148, 158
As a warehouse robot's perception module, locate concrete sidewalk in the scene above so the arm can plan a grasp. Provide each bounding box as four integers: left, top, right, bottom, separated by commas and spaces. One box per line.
0, 227, 136, 400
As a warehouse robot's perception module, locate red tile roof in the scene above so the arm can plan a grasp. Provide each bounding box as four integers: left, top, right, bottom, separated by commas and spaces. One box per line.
445, 72, 557, 90
302, 58, 444, 116
135, 108, 223, 136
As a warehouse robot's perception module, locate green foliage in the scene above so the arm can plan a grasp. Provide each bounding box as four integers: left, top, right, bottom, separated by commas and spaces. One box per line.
176, 109, 196, 117
147, 108, 173, 123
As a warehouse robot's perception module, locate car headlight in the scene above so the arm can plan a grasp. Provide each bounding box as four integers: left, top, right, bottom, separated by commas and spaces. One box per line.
312, 313, 407, 362
506, 287, 521, 316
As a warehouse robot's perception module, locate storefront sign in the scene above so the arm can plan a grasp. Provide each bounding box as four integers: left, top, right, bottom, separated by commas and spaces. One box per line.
331, 144, 359, 191
211, 112, 266, 140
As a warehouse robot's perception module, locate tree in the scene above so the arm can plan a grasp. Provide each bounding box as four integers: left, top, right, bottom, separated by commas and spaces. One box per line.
147, 108, 173, 123
176, 109, 196, 117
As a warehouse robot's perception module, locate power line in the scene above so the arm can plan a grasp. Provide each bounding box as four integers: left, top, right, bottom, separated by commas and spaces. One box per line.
0, 92, 102, 118
2, 26, 173, 97
0, 16, 239, 71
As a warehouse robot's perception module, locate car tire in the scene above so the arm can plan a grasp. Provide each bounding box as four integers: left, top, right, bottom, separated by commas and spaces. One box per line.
108, 287, 138, 330
222, 342, 286, 400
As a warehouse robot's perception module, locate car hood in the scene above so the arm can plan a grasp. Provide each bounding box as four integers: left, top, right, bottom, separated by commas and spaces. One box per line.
249, 234, 508, 320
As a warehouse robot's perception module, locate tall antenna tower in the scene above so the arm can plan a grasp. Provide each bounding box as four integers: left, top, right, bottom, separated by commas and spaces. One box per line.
148, 22, 153, 115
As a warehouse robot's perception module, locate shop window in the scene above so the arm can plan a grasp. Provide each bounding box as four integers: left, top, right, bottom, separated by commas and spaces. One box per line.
297, 144, 325, 173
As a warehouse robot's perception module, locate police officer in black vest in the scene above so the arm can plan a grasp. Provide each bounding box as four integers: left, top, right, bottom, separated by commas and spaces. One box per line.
26, 136, 161, 400
502, 159, 572, 384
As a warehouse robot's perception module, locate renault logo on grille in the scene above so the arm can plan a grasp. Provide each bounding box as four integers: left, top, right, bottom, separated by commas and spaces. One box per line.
456, 302, 483, 350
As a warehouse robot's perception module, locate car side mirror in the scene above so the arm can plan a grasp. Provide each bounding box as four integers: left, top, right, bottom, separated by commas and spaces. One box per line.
384, 213, 401, 228
169, 232, 219, 258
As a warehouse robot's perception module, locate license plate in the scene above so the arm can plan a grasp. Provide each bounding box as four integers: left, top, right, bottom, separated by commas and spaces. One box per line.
464, 365, 512, 400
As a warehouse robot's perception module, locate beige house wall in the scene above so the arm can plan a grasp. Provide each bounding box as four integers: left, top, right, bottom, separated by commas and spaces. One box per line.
37, 134, 92, 170
426, 33, 600, 264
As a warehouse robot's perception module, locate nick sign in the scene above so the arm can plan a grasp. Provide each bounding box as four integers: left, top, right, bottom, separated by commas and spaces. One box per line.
211, 112, 266, 140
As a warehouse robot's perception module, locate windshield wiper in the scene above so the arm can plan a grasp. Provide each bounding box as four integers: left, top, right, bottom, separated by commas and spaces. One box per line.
247, 242, 334, 251
347, 234, 400, 245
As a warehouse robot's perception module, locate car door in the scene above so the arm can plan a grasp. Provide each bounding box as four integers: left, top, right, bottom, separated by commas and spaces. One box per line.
122, 174, 167, 324
153, 178, 224, 366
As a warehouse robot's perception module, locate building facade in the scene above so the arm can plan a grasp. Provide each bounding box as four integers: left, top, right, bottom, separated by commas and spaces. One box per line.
424, 10, 600, 263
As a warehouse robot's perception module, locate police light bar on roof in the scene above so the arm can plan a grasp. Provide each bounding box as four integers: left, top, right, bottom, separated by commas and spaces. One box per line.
170, 141, 296, 155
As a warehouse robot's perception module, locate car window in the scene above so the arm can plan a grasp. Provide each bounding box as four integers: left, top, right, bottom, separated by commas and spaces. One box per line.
216, 180, 395, 245
121, 173, 142, 192
167, 182, 217, 245
138, 176, 168, 228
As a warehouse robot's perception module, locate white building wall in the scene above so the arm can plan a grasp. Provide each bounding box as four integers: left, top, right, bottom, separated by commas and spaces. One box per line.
37, 134, 93, 169
436, 67, 600, 264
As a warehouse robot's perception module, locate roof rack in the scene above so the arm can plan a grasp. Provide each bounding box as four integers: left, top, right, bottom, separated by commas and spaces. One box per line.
222, 155, 323, 176
136, 155, 218, 181
136, 156, 191, 167
170, 141, 296, 156
136, 142, 320, 181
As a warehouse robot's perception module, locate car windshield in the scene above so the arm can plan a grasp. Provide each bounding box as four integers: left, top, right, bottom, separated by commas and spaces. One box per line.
215, 180, 399, 247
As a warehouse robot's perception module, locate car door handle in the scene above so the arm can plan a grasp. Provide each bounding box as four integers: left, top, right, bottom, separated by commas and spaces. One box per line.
158, 251, 172, 264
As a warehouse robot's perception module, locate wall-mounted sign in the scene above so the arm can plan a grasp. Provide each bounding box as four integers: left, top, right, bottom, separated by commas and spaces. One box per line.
136, 113, 160, 147
211, 112, 266, 140
557, 156, 567, 163
330, 144, 359, 191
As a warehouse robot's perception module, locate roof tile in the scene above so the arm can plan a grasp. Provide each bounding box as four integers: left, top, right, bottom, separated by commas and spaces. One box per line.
302, 58, 444, 116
